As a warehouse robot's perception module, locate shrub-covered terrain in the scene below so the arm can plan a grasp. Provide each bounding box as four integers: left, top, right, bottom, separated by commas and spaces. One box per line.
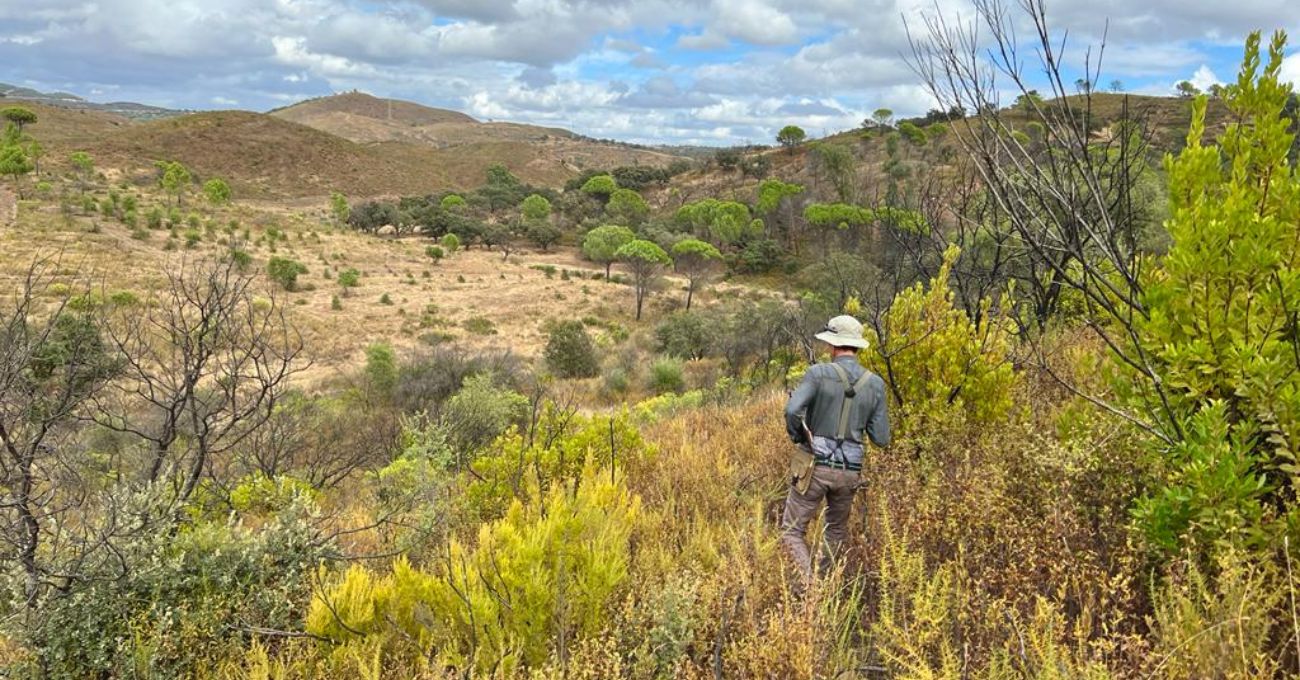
0, 21, 1299, 680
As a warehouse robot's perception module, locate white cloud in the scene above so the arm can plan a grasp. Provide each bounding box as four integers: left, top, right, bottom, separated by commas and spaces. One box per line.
2, 0, 1298, 145
1188, 64, 1222, 92
676, 30, 730, 50
713, 0, 799, 45
1282, 52, 1300, 89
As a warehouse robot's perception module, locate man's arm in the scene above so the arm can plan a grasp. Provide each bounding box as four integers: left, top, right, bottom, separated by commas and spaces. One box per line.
865, 374, 891, 448
784, 369, 818, 443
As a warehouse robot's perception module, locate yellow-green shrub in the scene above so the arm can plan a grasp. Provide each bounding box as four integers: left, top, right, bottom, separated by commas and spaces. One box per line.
465, 406, 650, 520
868, 245, 1017, 437
306, 466, 641, 674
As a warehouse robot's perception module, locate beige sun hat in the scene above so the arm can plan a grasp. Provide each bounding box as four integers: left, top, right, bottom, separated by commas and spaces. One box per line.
814, 315, 869, 349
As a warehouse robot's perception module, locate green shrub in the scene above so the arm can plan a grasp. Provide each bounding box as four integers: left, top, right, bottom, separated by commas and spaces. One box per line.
379, 292, 392, 305
227, 473, 318, 515
647, 356, 685, 394
425, 245, 444, 261
441, 373, 529, 451
337, 267, 360, 288
440, 233, 460, 252
544, 320, 600, 378
462, 316, 496, 335
31, 510, 328, 679
266, 257, 307, 291
365, 342, 398, 398
655, 312, 714, 359
603, 366, 631, 395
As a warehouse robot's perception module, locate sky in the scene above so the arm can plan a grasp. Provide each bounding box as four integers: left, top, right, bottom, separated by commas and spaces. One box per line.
2, 0, 1300, 146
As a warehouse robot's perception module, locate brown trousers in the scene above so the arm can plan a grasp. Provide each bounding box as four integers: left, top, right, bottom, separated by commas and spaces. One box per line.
780, 465, 860, 583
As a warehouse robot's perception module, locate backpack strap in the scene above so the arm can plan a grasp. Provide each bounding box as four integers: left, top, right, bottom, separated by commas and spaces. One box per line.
828, 363, 874, 441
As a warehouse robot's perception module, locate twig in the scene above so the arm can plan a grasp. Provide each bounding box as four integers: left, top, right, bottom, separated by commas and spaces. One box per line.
1287, 537, 1300, 673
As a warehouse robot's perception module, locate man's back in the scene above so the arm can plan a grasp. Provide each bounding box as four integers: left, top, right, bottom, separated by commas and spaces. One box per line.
784, 355, 891, 468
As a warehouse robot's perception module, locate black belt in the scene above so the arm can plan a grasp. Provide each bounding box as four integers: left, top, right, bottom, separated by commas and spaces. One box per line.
815, 459, 861, 471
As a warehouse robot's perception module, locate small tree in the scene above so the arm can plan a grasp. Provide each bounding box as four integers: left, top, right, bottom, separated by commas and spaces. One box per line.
671, 238, 723, 310
440, 233, 461, 252
615, 239, 671, 320
582, 225, 635, 279
871, 108, 894, 129
365, 342, 398, 401
776, 125, 807, 152
0, 106, 36, 133
69, 151, 93, 191
329, 192, 350, 225
158, 161, 191, 206
0, 133, 33, 198
544, 320, 600, 378
521, 194, 558, 250
337, 268, 360, 291
1176, 80, 1201, 98
203, 178, 231, 206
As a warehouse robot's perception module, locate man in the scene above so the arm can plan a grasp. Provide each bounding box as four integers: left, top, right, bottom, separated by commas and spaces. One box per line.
781, 314, 891, 586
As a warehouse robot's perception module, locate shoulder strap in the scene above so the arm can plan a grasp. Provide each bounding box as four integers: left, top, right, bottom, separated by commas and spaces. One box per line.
828, 363, 873, 440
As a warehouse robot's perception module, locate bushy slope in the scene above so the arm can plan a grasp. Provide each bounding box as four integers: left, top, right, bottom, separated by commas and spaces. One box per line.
80, 111, 451, 198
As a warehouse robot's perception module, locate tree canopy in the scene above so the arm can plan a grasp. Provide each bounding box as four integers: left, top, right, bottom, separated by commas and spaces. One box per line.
605, 188, 648, 226
671, 238, 724, 310
582, 225, 636, 278
776, 125, 806, 150
676, 199, 755, 246
615, 239, 671, 320
0, 107, 36, 132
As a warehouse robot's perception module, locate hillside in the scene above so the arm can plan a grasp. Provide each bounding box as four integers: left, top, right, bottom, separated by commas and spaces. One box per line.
1, 99, 135, 147
654, 92, 1234, 208
0, 83, 183, 120
76, 110, 452, 199
272, 91, 687, 180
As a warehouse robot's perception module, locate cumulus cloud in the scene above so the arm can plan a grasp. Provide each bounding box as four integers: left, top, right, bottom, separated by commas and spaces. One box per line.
1187, 64, 1222, 92
676, 30, 730, 50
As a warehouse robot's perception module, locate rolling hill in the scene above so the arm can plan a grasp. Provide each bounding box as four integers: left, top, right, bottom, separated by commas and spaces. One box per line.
652, 92, 1235, 208
76, 110, 452, 199
13, 90, 691, 198
270, 91, 686, 175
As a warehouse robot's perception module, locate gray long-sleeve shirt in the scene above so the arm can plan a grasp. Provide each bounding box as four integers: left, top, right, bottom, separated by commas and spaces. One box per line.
784, 355, 891, 466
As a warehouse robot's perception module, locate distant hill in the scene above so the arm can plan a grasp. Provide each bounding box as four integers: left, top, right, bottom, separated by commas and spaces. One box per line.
75, 110, 453, 199
270, 91, 688, 180
0, 83, 184, 120
7, 88, 695, 198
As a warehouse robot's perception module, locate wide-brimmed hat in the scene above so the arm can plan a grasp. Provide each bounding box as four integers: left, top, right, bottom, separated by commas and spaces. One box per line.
814, 315, 869, 349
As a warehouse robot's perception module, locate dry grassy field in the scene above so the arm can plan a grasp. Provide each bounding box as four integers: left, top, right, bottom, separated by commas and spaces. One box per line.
0, 188, 755, 387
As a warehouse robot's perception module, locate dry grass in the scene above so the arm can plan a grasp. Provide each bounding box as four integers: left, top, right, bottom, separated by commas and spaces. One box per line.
0, 189, 730, 387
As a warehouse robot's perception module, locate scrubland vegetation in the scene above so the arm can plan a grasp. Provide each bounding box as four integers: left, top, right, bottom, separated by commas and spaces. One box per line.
2, 6, 1300, 678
